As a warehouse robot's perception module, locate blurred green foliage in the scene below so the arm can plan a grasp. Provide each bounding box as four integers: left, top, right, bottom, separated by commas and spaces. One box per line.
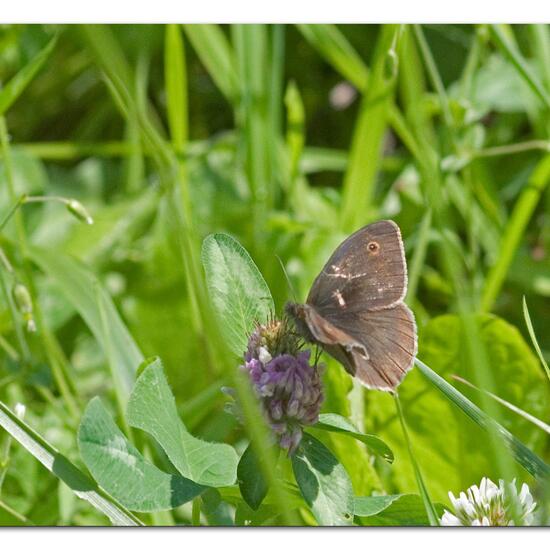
0, 23, 549, 525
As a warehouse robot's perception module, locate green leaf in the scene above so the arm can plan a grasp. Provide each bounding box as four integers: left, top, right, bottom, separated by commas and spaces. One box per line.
78, 397, 203, 512
237, 443, 269, 510
127, 357, 238, 487
0, 35, 57, 116
0, 399, 140, 525
291, 433, 354, 526
367, 314, 550, 501
28, 248, 143, 400
354, 494, 401, 516
355, 494, 445, 526
312, 413, 394, 463
201, 233, 274, 356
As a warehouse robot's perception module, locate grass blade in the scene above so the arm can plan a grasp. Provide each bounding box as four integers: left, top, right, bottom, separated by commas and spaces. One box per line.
453, 374, 550, 435
394, 395, 439, 526
490, 24, 550, 110
296, 25, 368, 90
416, 358, 550, 481
0, 35, 57, 116
340, 24, 400, 231
523, 296, 550, 383
183, 24, 239, 103
481, 155, 550, 312
0, 400, 141, 525
165, 24, 187, 152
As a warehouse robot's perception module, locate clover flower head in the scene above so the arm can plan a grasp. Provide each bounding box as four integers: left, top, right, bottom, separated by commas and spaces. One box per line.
441, 477, 537, 526
238, 319, 324, 455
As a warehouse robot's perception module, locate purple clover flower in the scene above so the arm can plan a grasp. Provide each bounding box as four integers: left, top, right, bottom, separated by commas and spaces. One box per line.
240, 320, 324, 455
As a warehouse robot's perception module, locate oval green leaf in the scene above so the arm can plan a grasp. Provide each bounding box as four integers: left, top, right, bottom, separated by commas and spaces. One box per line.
78, 397, 203, 512
312, 413, 394, 463
201, 233, 274, 356
127, 357, 238, 487
355, 494, 445, 526
291, 433, 354, 526
237, 442, 270, 510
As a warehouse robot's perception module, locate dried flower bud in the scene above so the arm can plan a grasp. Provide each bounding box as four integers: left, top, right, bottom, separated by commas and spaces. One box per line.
237, 320, 324, 455
441, 477, 537, 526
66, 199, 93, 225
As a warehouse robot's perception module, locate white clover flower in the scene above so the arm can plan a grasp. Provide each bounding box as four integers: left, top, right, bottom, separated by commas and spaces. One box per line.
441, 477, 537, 526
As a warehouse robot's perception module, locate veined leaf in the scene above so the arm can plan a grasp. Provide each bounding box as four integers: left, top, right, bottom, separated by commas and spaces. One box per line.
0, 399, 140, 525
237, 443, 269, 510
78, 397, 203, 512
127, 357, 238, 487
291, 433, 354, 526
355, 494, 445, 526
201, 233, 274, 357
312, 413, 393, 463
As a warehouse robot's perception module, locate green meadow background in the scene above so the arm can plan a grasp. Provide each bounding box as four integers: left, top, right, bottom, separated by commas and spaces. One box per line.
0, 24, 549, 525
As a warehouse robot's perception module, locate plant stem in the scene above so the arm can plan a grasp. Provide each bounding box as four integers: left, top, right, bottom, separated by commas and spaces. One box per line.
192, 497, 201, 526
394, 393, 439, 526
0, 116, 79, 418
0, 498, 32, 524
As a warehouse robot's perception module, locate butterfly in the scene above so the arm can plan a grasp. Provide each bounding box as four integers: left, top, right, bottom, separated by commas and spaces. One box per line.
286, 220, 417, 392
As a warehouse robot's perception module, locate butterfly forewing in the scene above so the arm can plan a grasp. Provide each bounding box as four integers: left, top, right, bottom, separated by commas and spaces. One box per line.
306, 220, 407, 314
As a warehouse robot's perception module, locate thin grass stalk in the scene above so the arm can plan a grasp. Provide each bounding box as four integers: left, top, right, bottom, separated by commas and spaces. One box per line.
394, 394, 439, 526
192, 497, 201, 526
406, 208, 432, 303
490, 25, 550, 110
0, 498, 31, 524
0, 117, 79, 418
412, 25, 453, 129
416, 358, 550, 481
340, 24, 400, 232
481, 155, 550, 312
182, 24, 239, 104
453, 375, 550, 435
522, 297, 550, 384
232, 24, 272, 247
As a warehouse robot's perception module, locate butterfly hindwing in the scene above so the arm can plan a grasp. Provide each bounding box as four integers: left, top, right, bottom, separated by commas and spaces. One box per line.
334, 304, 417, 391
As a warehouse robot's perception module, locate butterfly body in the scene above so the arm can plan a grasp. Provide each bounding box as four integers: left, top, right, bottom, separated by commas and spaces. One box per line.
286, 220, 417, 392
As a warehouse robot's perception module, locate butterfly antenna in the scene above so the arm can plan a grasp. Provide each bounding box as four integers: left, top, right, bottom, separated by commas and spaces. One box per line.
275, 254, 298, 303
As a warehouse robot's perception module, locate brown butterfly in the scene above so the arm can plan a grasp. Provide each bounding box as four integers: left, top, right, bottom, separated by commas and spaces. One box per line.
286, 220, 417, 392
